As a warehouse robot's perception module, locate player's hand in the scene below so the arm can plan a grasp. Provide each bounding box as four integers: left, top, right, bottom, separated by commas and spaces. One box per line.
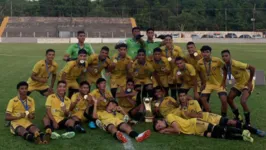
91, 96, 98, 104
28, 113, 35, 119
20, 113, 26, 118
116, 106, 123, 112
53, 121, 59, 129
246, 81, 253, 92
40, 78, 48, 83
194, 92, 200, 100
76, 95, 81, 103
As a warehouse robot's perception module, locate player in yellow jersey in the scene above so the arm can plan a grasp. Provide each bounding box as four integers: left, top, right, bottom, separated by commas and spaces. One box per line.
65, 81, 91, 133
221, 50, 256, 126
197, 46, 228, 117
87, 46, 111, 86
161, 35, 184, 100
174, 57, 200, 100
43, 81, 75, 140
27, 49, 58, 97
184, 42, 202, 66
109, 43, 132, 97
59, 49, 88, 98
5, 81, 50, 144
131, 49, 154, 106
152, 86, 181, 118
150, 48, 171, 95
153, 114, 254, 143
92, 98, 151, 143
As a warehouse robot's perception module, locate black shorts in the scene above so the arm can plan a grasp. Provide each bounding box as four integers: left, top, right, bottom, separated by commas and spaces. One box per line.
230, 87, 251, 97
105, 122, 125, 132
27, 88, 49, 96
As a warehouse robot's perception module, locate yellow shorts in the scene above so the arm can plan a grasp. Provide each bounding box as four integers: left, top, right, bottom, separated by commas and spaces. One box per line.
28, 82, 49, 92
233, 80, 255, 93
72, 111, 87, 122
102, 118, 124, 128
10, 119, 33, 134
181, 81, 201, 93
110, 77, 127, 89
87, 74, 101, 85
66, 79, 79, 90
195, 119, 209, 136
152, 75, 168, 87
134, 78, 152, 85
201, 84, 226, 94
204, 113, 222, 126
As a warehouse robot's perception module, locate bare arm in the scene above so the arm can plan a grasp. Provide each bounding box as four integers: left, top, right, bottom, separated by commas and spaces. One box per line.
31, 72, 47, 83
5, 113, 24, 121
92, 98, 98, 119
160, 122, 181, 134
46, 107, 57, 123
248, 65, 256, 82
50, 74, 56, 89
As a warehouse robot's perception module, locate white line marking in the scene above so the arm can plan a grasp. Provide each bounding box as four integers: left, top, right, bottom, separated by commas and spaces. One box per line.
0, 53, 42, 58
123, 133, 136, 150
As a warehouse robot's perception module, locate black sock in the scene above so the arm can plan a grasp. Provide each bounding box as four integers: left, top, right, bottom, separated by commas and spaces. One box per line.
136, 92, 141, 105
244, 125, 257, 134
129, 131, 139, 138
23, 133, 34, 142
111, 88, 117, 98
67, 126, 75, 132
236, 121, 242, 129
221, 112, 227, 117
244, 112, 250, 125
226, 126, 242, 135
171, 89, 177, 100
232, 109, 240, 119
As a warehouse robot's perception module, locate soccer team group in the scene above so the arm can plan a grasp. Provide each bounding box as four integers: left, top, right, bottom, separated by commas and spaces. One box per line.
5, 27, 266, 145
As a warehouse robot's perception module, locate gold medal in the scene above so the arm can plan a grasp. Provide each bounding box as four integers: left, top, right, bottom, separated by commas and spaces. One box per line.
94, 68, 98, 73
167, 57, 172, 61
193, 52, 198, 57
126, 88, 132, 93
113, 59, 118, 63
103, 99, 107, 103
155, 102, 160, 107
177, 71, 182, 75
84, 95, 88, 99
25, 111, 29, 116
229, 80, 232, 85
60, 102, 65, 107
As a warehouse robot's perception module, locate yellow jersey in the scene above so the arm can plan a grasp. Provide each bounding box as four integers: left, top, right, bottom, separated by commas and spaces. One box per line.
45, 94, 71, 123
227, 59, 250, 85
173, 63, 196, 86
70, 92, 88, 114
87, 54, 111, 76
184, 50, 202, 67
158, 96, 181, 117
90, 89, 113, 110
150, 57, 170, 76
196, 57, 224, 85
166, 114, 197, 135
59, 61, 88, 80
97, 110, 124, 127
131, 60, 154, 79
110, 54, 132, 79
28, 60, 58, 84
117, 87, 136, 110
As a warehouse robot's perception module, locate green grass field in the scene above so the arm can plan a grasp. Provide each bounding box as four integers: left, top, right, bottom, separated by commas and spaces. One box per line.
0, 43, 266, 150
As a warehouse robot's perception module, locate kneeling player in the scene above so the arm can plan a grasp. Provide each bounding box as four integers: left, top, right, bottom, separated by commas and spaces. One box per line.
65, 81, 91, 133
6, 81, 50, 144
92, 98, 151, 143
153, 114, 254, 143
43, 81, 75, 139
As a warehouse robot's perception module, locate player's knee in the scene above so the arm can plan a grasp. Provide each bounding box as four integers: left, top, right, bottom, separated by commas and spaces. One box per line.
240, 99, 247, 106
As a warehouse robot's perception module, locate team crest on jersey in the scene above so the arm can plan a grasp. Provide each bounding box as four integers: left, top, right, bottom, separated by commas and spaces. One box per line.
51, 95, 56, 98
14, 99, 18, 102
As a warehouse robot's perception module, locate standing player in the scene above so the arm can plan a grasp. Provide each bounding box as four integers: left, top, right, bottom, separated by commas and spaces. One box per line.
161, 35, 184, 100
126, 27, 145, 59
92, 98, 151, 143
174, 57, 200, 100
86, 46, 111, 87
43, 81, 75, 139
221, 50, 255, 126
109, 43, 132, 97
6, 81, 50, 144
65, 81, 91, 133
150, 48, 170, 94
184, 42, 202, 67
131, 49, 154, 105
145, 28, 161, 57
27, 49, 58, 97
63, 31, 93, 61
197, 46, 228, 117
59, 49, 88, 98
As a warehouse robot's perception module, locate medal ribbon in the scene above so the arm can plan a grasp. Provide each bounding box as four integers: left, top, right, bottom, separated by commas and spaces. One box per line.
99, 90, 107, 100
226, 60, 232, 81
45, 60, 51, 78
204, 59, 212, 79
97, 56, 106, 70
56, 94, 64, 103
19, 96, 28, 111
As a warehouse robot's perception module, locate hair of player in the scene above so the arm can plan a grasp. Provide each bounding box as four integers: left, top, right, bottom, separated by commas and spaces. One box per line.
118, 43, 128, 49
200, 45, 212, 52
17, 81, 28, 89
46, 49, 55, 55
96, 78, 106, 86
77, 31, 85, 36
175, 56, 184, 62
153, 119, 160, 132
221, 49, 230, 55
57, 80, 67, 86
153, 47, 162, 53
132, 27, 140, 33
106, 100, 118, 107
101, 46, 110, 52
126, 79, 134, 84
178, 89, 187, 95
78, 49, 87, 55
79, 81, 90, 88
146, 28, 154, 32
137, 48, 146, 55
187, 41, 195, 46
164, 34, 173, 39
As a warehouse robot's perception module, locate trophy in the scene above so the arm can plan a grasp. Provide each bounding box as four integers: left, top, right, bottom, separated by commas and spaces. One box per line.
143, 97, 154, 122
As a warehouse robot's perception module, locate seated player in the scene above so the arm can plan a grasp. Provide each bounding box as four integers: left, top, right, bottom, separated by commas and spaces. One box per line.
178, 89, 265, 137
109, 43, 132, 97
27, 49, 58, 97
160, 35, 184, 100
59, 49, 88, 98
221, 50, 255, 126
174, 57, 200, 100
86, 46, 111, 87
131, 49, 154, 106
153, 114, 254, 143
5, 81, 50, 144
116, 79, 145, 121
150, 47, 171, 95
43, 81, 75, 139
86, 78, 114, 128
92, 98, 151, 143
65, 81, 91, 133
197, 46, 227, 116
152, 86, 181, 118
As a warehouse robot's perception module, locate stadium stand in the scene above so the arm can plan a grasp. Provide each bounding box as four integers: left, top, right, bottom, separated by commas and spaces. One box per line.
0, 17, 136, 38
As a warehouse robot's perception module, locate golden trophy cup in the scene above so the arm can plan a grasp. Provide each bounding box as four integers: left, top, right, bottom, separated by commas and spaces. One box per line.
143, 97, 154, 122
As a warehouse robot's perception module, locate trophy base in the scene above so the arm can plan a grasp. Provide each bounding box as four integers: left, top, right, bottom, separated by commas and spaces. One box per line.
145, 117, 154, 123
